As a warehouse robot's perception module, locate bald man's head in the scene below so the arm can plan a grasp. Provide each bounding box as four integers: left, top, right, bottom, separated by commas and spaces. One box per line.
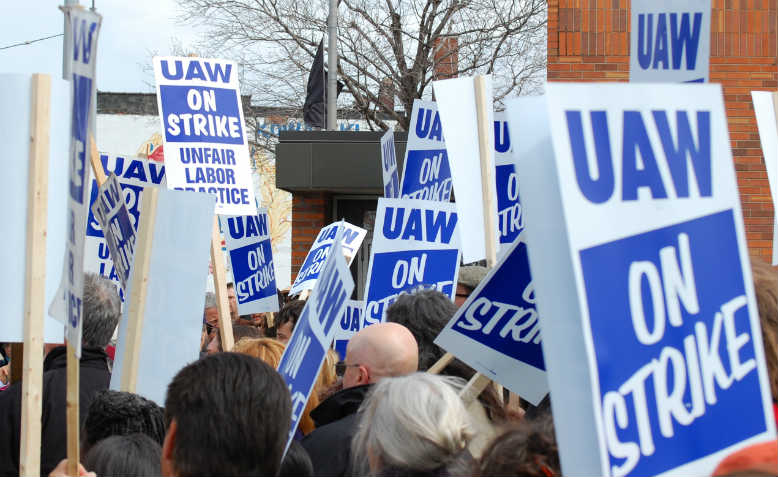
342, 323, 419, 389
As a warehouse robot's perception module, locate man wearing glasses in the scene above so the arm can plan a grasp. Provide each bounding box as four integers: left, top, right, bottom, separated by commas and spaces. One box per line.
302, 322, 419, 476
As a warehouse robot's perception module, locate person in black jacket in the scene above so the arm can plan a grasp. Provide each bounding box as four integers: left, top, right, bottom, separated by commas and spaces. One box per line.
302, 322, 418, 477
0, 273, 120, 477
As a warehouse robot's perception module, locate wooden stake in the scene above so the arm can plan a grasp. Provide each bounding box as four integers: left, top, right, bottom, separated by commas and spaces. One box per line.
66, 343, 79, 477
455, 75, 499, 403
266, 312, 275, 328
89, 134, 107, 187
19, 73, 51, 477
211, 217, 234, 351
120, 186, 159, 392
428, 352, 455, 375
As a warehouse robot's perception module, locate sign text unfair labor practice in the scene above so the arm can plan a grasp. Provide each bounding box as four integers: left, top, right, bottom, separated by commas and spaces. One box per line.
153, 56, 256, 215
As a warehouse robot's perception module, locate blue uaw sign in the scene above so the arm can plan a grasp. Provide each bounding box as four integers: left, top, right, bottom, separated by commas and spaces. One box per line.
278, 226, 355, 456
221, 208, 279, 315
435, 234, 547, 405
630, 0, 711, 83
90, 173, 135, 293
85, 154, 165, 299
507, 83, 777, 477
494, 112, 523, 257
289, 221, 366, 296
399, 100, 452, 201
50, 7, 101, 357
334, 300, 363, 360
153, 56, 256, 215
363, 198, 461, 326
381, 128, 400, 198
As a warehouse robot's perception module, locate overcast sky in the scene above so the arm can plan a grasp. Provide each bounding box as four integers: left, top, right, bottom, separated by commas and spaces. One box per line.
2, 1, 200, 92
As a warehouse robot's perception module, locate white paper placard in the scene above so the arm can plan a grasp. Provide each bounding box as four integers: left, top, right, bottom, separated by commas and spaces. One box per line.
750, 91, 778, 265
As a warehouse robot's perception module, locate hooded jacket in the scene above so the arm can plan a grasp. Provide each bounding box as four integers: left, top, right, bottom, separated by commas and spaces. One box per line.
302, 384, 371, 477
0, 346, 111, 477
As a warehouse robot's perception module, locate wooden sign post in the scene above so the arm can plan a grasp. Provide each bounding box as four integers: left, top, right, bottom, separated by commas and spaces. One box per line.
211, 221, 235, 351
19, 73, 51, 477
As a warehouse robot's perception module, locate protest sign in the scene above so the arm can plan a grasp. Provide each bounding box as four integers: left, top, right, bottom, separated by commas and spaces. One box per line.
153, 56, 256, 216
85, 154, 165, 297
363, 198, 461, 326
750, 91, 778, 265
278, 226, 355, 454
90, 173, 135, 292
433, 76, 498, 265
630, 0, 711, 83
334, 300, 363, 359
49, 7, 101, 358
507, 84, 777, 476
399, 99, 453, 201
434, 234, 547, 405
289, 221, 366, 296
380, 128, 400, 198
494, 112, 522, 257
1, 74, 70, 344
110, 188, 216, 404
221, 208, 280, 315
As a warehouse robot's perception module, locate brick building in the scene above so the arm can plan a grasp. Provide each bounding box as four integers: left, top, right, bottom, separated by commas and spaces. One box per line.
548, 0, 778, 259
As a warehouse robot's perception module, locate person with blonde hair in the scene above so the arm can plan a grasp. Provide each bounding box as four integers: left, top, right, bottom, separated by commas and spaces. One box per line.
233, 337, 320, 436
351, 372, 474, 476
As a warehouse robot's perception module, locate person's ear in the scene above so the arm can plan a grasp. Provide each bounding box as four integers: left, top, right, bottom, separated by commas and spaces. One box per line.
358, 365, 370, 385
161, 419, 178, 477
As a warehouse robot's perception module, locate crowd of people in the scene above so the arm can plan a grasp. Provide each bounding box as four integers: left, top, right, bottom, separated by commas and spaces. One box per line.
0, 258, 776, 477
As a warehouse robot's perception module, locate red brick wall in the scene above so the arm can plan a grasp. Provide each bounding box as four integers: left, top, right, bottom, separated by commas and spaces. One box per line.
548, 0, 778, 260
291, 192, 331, 278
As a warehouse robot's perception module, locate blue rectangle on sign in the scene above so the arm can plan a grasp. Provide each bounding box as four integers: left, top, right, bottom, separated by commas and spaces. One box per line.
230, 239, 276, 304
496, 164, 523, 245
451, 241, 544, 370
160, 85, 244, 144
580, 210, 766, 476
400, 149, 452, 201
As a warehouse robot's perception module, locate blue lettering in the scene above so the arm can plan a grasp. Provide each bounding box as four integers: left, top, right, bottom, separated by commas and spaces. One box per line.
652, 14, 669, 70
160, 60, 183, 80
670, 13, 703, 70
567, 110, 615, 204
124, 160, 148, 182
424, 210, 457, 244
185, 61, 207, 81
316, 271, 347, 336
415, 108, 432, 138
204, 62, 233, 83
342, 228, 359, 244
653, 111, 712, 197
622, 111, 667, 200
495, 121, 510, 153
429, 112, 443, 141
637, 14, 653, 70
383, 207, 404, 239
257, 214, 269, 237
401, 209, 423, 240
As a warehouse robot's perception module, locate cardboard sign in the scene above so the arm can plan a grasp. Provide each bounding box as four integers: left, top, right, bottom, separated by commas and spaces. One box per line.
507, 84, 777, 476
398, 99, 453, 201
494, 112, 522, 258
90, 173, 135, 292
433, 76, 498, 264
363, 198, 461, 326
289, 221, 366, 296
221, 209, 280, 315
50, 8, 102, 357
750, 92, 778, 265
278, 226, 355, 454
0, 74, 71, 343
434, 234, 548, 405
153, 56, 256, 215
630, 0, 711, 83
85, 154, 166, 298
110, 188, 215, 405
380, 128, 400, 198
334, 300, 363, 360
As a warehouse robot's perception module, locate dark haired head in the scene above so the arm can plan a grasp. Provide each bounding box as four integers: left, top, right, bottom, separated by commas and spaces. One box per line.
81, 390, 165, 457
83, 433, 161, 477
279, 440, 313, 477
478, 414, 560, 477
163, 352, 292, 477
276, 299, 305, 329
385, 289, 457, 371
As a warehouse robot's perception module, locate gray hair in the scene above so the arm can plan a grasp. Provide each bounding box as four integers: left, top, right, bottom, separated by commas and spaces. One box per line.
351, 373, 473, 475
204, 291, 217, 309
82, 273, 121, 348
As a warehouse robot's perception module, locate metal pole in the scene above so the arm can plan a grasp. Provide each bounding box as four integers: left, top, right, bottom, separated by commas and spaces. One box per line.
326, 0, 338, 131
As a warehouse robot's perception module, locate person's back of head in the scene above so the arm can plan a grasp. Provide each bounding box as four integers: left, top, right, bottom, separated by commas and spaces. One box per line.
477, 413, 560, 477
352, 372, 472, 476
84, 433, 161, 477
385, 289, 456, 371
279, 440, 314, 477
82, 273, 121, 349
163, 352, 291, 476
342, 322, 418, 389
276, 299, 306, 343
81, 390, 165, 457
232, 324, 262, 342
750, 257, 778, 402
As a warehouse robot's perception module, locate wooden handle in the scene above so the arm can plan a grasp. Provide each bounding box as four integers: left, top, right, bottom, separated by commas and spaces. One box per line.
211, 217, 235, 351
474, 75, 497, 268
66, 344, 80, 477
428, 352, 455, 375
89, 133, 107, 187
